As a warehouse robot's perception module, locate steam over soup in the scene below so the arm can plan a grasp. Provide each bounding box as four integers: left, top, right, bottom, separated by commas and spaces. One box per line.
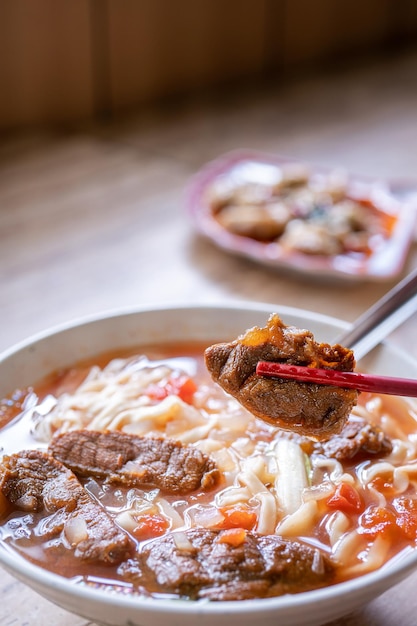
1, 340, 417, 601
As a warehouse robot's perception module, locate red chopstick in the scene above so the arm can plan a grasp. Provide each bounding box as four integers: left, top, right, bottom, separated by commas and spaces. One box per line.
256, 361, 417, 397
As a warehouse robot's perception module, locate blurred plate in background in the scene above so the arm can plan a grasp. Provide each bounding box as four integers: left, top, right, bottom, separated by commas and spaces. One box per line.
186, 150, 417, 282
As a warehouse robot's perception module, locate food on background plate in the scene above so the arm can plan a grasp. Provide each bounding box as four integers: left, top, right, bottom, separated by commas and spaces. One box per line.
187, 152, 417, 281
205, 313, 358, 440
1, 327, 417, 601
209, 162, 395, 257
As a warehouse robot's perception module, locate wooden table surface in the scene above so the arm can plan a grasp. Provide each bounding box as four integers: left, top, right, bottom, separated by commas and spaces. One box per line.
1, 50, 417, 625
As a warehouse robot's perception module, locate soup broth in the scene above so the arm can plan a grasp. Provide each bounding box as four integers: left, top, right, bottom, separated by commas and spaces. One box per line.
1, 342, 417, 600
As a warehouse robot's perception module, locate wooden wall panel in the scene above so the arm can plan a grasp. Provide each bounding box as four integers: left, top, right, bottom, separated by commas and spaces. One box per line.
106, 0, 269, 113
402, 0, 417, 37
0, 0, 415, 131
277, 0, 396, 68
0, 0, 94, 131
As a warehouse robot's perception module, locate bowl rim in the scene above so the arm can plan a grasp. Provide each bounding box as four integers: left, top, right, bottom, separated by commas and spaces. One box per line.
1, 519, 417, 618
0, 300, 350, 362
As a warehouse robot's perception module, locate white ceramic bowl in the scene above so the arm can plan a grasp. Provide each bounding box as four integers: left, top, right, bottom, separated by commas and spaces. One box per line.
1, 303, 417, 626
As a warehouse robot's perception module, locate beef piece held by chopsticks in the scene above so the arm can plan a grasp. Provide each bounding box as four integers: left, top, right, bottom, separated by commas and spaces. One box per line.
205, 314, 358, 441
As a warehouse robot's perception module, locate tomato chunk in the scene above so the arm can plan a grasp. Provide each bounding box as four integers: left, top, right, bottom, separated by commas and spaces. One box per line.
359, 500, 417, 541
369, 475, 396, 496
358, 506, 399, 539
217, 528, 247, 547
174, 376, 198, 404
326, 482, 363, 514
132, 514, 169, 541
218, 505, 257, 530
145, 375, 197, 404
393, 497, 417, 540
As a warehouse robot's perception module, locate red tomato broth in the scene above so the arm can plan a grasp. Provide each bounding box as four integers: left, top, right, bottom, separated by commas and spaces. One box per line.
1, 343, 417, 595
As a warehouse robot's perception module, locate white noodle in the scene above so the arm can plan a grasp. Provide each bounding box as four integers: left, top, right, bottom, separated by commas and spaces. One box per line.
385, 438, 414, 464
312, 456, 344, 482
193, 438, 224, 454
325, 511, 351, 547
341, 535, 391, 577
243, 455, 274, 485
221, 466, 278, 534
175, 417, 217, 444
332, 529, 364, 566
273, 439, 309, 516
231, 437, 256, 457
361, 461, 417, 495
209, 448, 238, 473
276, 501, 318, 537
157, 499, 184, 529
366, 484, 387, 508
116, 511, 140, 533
255, 491, 277, 535
238, 468, 270, 496
380, 414, 409, 440
303, 482, 335, 503
173, 531, 194, 551
215, 486, 252, 507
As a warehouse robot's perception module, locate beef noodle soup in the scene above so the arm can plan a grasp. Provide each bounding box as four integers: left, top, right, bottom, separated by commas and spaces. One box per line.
1, 343, 417, 601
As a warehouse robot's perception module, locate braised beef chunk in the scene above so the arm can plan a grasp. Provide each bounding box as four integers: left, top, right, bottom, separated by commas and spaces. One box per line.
48, 430, 220, 494
0, 450, 133, 564
118, 528, 335, 600
315, 415, 393, 460
205, 314, 358, 440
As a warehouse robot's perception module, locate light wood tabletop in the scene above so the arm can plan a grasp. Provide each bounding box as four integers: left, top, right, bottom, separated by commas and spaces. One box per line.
1, 50, 417, 626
